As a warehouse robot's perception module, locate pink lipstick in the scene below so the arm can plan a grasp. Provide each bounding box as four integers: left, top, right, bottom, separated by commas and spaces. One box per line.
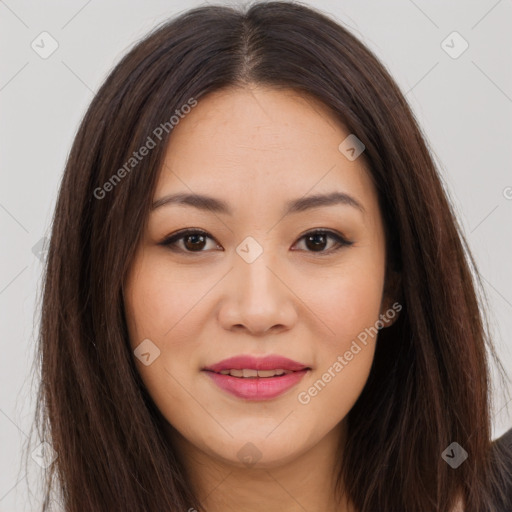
202, 355, 310, 400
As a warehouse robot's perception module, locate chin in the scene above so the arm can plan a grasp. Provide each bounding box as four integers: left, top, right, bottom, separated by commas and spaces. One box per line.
204, 435, 312, 470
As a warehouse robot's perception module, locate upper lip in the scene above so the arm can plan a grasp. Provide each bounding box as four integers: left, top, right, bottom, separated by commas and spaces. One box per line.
203, 355, 310, 373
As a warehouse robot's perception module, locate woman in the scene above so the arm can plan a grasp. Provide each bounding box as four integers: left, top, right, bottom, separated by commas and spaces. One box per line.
32, 1, 512, 511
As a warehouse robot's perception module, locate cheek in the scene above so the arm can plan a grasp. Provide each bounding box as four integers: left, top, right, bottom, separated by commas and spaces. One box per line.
124, 253, 212, 401
125, 253, 206, 344
301, 256, 385, 347
295, 256, 384, 413
295, 268, 383, 418
330, 280, 383, 344
124, 257, 199, 419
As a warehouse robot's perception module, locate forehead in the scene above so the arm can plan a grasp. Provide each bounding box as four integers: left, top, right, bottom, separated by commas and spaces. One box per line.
165, 85, 349, 166
155, 85, 376, 216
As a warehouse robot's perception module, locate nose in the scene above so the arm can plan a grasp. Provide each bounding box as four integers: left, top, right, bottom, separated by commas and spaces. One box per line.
217, 246, 298, 336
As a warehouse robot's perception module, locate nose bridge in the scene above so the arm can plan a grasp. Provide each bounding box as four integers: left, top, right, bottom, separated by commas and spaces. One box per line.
234, 234, 282, 304
218, 233, 296, 334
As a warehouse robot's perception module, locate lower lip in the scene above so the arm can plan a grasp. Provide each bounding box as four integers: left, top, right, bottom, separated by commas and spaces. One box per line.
203, 370, 309, 400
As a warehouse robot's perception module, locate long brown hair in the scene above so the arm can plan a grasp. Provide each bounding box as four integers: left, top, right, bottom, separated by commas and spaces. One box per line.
30, 1, 511, 510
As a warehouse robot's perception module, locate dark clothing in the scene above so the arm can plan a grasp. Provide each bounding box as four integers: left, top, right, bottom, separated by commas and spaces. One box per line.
488, 427, 512, 511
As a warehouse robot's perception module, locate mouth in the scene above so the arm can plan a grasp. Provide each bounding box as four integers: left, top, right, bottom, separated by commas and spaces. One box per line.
203, 354, 310, 373
202, 354, 311, 400
206, 368, 299, 378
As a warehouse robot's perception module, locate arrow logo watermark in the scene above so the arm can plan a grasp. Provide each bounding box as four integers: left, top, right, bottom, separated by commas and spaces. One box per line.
441, 442, 468, 468
134, 338, 161, 366
338, 134, 365, 161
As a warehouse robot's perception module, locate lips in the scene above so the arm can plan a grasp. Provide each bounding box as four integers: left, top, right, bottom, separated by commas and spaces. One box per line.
202, 355, 311, 400
203, 354, 309, 373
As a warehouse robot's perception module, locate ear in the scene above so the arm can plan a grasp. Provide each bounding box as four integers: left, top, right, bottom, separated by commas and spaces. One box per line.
379, 268, 402, 328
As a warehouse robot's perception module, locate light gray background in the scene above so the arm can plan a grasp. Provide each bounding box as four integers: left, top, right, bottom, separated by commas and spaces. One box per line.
1, 0, 511, 509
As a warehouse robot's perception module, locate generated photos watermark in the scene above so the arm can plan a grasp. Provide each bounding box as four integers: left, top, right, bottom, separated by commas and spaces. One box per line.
93, 97, 198, 200
297, 301, 402, 405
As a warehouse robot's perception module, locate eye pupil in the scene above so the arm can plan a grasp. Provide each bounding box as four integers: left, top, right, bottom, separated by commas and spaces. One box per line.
184, 234, 206, 251
305, 233, 327, 252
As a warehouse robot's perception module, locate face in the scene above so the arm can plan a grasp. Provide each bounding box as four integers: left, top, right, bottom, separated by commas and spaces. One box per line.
123, 85, 397, 470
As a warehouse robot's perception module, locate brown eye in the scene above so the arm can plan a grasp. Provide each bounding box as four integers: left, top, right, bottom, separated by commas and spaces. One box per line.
182, 232, 207, 251
304, 232, 330, 252
294, 230, 353, 254
159, 229, 220, 253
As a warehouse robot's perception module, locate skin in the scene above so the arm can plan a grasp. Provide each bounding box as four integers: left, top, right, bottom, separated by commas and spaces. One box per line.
123, 84, 400, 512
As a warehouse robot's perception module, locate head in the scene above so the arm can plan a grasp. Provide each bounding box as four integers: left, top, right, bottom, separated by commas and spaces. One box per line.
119, 84, 408, 510
33, 2, 506, 511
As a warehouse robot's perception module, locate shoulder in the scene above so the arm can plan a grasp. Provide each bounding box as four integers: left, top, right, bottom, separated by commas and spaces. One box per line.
491, 426, 512, 469
454, 428, 512, 512
486, 427, 512, 510
494, 426, 512, 449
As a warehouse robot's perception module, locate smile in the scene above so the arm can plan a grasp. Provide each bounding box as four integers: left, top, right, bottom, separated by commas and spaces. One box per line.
203, 368, 309, 400
216, 368, 294, 377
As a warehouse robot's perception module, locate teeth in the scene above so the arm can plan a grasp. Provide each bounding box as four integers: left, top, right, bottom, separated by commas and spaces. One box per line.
217, 368, 293, 378
258, 369, 282, 377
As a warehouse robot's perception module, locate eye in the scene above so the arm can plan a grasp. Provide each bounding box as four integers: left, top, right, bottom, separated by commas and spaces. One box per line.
158, 229, 221, 253
158, 229, 354, 254
292, 230, 354, 253
293, 229, 354, 254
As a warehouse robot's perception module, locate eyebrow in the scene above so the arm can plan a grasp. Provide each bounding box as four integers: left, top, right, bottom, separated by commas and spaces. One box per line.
151, 191, 365, 216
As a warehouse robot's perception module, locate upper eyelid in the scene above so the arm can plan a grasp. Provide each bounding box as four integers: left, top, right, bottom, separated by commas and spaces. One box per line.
160, 228, 353, 250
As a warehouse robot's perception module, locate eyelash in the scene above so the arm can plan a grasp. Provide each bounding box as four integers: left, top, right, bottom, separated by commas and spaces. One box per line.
158, 228, 354, 255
